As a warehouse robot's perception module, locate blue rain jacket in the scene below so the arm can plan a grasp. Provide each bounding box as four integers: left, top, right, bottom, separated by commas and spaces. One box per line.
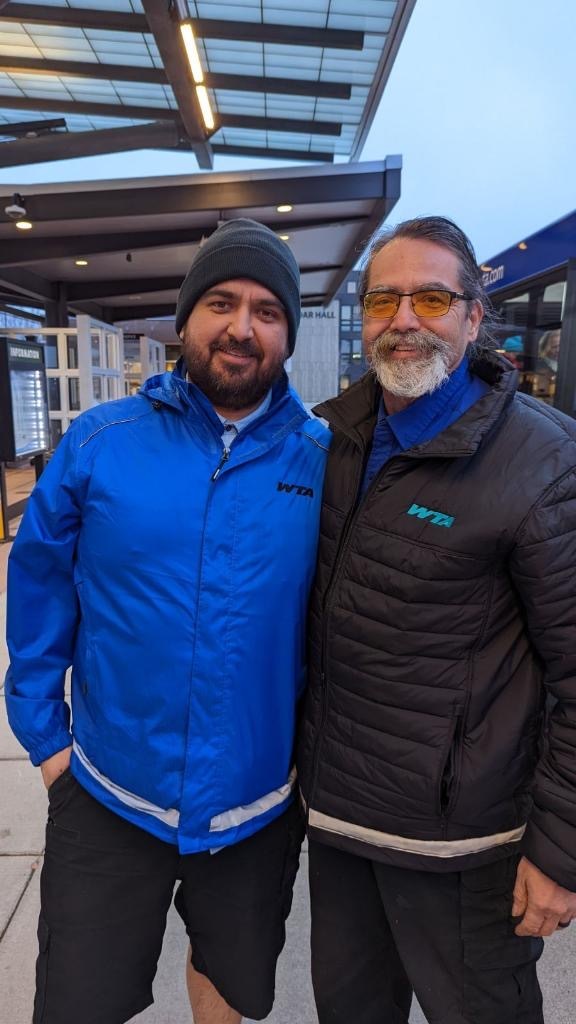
6, 367, 329, 852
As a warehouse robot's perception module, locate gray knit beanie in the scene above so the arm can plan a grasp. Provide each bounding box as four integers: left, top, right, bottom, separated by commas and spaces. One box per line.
175, 218, 301, 354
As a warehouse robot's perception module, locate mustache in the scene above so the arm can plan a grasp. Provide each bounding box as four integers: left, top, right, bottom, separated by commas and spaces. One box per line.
371, 329, 452, 360
210, 339, 261, 360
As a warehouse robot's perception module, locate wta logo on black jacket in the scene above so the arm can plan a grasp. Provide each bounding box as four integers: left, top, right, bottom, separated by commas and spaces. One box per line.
277, 481, 314, 498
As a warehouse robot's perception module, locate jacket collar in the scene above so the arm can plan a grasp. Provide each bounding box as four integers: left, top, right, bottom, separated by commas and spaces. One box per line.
314, 351, 519, 457
139, 357, 310, 446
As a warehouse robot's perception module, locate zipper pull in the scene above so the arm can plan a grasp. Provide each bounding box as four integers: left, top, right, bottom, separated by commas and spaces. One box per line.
211, 447, 230, 481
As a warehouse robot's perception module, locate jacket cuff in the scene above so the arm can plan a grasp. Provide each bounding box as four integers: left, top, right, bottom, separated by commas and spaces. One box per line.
29, 732, 73, 768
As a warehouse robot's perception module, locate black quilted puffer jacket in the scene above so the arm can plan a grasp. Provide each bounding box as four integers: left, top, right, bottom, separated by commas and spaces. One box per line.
298, 353, 576, 889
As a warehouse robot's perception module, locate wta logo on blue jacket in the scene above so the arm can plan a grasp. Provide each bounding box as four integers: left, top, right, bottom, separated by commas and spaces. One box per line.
277, 481, 314, 498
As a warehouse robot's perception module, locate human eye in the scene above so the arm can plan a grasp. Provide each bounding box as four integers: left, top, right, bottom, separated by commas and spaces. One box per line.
364, 292, 398, 317
414, 288, 446, 307
258, 305, 281, 322
414, 290, 450, 314
207, 298, 232, 312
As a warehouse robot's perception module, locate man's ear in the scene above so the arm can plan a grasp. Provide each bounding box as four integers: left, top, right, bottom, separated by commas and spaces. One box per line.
466, 299, 484, 344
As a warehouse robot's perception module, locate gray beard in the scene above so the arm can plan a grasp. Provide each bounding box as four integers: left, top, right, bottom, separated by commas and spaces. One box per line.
370, 330, 453, 399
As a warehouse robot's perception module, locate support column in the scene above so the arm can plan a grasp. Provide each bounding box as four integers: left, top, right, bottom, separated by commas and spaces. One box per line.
45, 282, 69, 327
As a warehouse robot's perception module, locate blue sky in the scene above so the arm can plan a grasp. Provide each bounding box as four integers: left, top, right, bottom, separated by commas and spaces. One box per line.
1, 0, 574, 263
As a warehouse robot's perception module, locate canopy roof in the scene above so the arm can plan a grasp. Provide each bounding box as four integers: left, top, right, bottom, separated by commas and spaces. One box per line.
0, 157, 402, 323
0, 0, 415, 168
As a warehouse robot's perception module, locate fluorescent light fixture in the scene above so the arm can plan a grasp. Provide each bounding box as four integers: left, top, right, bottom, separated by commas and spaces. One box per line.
180, 22, 204, 84
75, 259, 88, 266
15, 219, 32, 230
277, 204, 293, 213
196, 85, 215, 131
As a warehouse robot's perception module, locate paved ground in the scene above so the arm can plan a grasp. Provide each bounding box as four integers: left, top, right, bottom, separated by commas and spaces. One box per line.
1, 467, 575, 1022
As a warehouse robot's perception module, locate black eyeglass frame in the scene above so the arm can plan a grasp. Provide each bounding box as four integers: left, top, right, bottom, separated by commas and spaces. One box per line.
361, 288, 473, 319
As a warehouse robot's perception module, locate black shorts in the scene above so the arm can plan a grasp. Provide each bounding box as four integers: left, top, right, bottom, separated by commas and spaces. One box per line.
309, 840, 544, 1024
35, 770, 303, 1024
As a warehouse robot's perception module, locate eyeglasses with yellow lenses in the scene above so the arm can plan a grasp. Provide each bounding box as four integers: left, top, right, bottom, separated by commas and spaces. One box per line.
361, 289, 471, 319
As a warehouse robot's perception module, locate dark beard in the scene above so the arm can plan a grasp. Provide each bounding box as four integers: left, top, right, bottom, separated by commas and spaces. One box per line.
184, 340, 286, 411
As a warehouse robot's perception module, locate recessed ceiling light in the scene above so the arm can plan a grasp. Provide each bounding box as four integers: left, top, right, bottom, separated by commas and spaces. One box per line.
277, 204, 293, 213
15, 219, 33, 230
75, 258, 88, 266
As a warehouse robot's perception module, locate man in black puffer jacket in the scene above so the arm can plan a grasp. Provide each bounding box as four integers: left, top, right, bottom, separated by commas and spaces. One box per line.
298, 216, 576, 1024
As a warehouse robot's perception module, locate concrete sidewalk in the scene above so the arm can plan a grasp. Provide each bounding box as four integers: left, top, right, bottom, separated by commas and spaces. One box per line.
1, 531, 575, 1023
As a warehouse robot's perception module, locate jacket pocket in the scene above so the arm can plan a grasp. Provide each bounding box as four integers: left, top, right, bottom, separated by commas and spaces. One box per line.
438, 707, 464, 815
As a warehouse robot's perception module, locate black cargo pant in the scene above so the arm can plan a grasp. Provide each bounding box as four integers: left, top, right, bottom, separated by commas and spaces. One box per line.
309, 840, 544, 1024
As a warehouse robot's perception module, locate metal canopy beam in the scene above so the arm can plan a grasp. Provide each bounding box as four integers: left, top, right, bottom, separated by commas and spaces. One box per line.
104, 303, 175, 322
0, 95, 180, 122
0, 96, 340, 137
211, 145, 333, 163
0, 169, 384, 223
0, 121, 184, 168
0, 117, 66, 137
140, 0, 212, 170
0, 217, 368, 267
219, 115, 340, 136
193, 19, 363, 50
0, 265, 56, 301
68, 276, 184, 301
0, 2, 149, 32
0, 4, 364, 50
68, 265, 344, 302
0, 56, 351, 99
0, 228, 207, 266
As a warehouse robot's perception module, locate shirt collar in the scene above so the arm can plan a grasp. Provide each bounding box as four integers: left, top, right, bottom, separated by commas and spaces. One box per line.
381, 355, 472, 451
215, 390, 272, 433
182, 366, 272, 433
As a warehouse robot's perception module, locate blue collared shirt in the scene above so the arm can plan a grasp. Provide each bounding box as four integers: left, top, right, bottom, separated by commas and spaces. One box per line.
362, 356, 490, 495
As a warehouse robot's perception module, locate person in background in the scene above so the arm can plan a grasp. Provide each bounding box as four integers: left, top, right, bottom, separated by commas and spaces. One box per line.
6, 219, 329, 1024
298, 216, 576, 1024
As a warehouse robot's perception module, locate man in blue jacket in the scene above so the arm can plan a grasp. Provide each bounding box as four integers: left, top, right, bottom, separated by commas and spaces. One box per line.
6, 219, 329, 1024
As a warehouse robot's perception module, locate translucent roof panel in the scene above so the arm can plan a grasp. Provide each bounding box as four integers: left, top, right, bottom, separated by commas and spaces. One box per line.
0, 0, 413, 164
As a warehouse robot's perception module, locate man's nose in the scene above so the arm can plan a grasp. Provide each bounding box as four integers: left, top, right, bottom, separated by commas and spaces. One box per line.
388, 294, 421, 332
227, 305, 254, 340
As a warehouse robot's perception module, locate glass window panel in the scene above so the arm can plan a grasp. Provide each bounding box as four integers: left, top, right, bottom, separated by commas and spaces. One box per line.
92, 376, 102, 401
67, 337, 78, 369
50, 419, 63, 449
47, 377, 61, 411
197, 3, 260, 20
91, 335, 102, 368
44, 340, 58, 369
538, 282, 566, 327
68, 377, 81, 412
266, 10, 327, 26
38, 49, 96, 62
0, 45, 41, 58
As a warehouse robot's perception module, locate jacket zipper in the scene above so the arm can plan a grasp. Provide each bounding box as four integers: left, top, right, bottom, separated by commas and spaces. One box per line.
307, 448, 412, 819
211, 446, 230, 481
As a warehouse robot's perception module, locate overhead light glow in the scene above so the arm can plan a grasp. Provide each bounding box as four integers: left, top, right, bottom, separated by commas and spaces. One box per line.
180, 22, 204, 84
278, 234, 290, 241
75, 259, 88, 266
196, 85, 215, 131
277, 204, 293, 213
15, 219, 33, 230
518, 242, 528, 250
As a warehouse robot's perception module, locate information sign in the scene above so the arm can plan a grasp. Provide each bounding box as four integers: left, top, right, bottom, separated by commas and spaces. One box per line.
0, 337, 50, 461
